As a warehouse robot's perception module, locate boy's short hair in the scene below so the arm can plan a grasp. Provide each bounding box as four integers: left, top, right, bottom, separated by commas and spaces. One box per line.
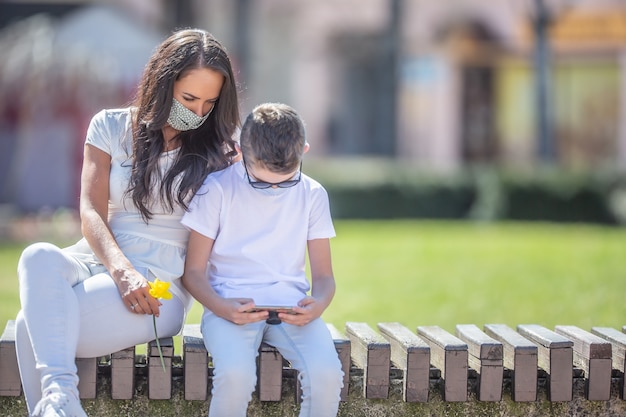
240, 103, 306, 173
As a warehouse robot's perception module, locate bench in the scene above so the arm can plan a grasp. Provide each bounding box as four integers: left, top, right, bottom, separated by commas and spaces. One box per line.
484, 323, 538, 401
2, 320, 626, 417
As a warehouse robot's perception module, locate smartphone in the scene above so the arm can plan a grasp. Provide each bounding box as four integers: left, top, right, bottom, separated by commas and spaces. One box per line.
247, 305, 296, 313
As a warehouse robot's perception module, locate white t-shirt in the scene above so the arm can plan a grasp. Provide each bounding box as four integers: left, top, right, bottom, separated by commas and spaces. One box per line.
72, 108, 191, 306
181, 161, 335, 308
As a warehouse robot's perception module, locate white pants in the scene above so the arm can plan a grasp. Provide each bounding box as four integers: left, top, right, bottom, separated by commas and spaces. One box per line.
15, 242, 186, 413
202, 312, 343, 417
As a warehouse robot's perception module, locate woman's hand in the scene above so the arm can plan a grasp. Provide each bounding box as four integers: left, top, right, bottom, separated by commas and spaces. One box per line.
115, 268, 161, 316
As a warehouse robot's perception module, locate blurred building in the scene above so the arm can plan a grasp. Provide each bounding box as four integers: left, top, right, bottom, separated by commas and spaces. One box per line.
0, 2, 165, 211
1, 0, 625, 212
199, 0, 626, 172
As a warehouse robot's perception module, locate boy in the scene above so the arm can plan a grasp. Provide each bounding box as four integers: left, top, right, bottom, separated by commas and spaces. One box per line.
181, 103, 343, 417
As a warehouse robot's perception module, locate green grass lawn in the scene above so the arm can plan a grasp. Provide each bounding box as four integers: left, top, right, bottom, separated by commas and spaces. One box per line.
0, 245, 22, 328
2, 220, 624, 339
324, 220, 625, 333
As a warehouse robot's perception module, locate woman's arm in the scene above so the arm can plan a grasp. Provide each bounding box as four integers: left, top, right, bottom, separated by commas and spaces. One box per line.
182, 229, 267, 324
80, 144, 160, 315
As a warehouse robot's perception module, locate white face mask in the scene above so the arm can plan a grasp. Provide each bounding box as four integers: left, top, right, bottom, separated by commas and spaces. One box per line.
167, 98, 212, 131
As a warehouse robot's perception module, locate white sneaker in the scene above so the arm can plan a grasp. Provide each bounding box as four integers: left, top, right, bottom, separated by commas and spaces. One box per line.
32, 389, 87, 417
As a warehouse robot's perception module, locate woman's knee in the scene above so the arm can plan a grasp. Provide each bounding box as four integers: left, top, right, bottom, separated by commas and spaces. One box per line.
18, 242, 89, 290
18, 243, 64, 280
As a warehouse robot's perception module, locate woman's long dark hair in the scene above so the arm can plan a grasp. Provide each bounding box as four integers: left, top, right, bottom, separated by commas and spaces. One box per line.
128, 29, 239, 221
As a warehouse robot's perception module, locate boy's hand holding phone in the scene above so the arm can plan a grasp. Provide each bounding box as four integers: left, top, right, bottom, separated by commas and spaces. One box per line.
274, 297, 323, 327
214, 298, 269, 325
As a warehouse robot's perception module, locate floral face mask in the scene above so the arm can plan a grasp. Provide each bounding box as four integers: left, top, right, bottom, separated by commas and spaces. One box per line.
167, 98, 212, 131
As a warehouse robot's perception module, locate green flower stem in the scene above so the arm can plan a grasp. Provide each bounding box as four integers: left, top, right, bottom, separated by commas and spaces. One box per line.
153, 315, 166, 373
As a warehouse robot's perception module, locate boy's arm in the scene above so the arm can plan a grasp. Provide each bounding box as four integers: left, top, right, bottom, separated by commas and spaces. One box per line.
182, 229, 268, 324
280, 238, 336, 326
181, 230, 219, 310
307, 238, 336, 310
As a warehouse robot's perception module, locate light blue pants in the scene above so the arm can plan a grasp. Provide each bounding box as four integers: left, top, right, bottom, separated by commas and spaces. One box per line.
202, 312, 344, 417
15, 242, 186, 413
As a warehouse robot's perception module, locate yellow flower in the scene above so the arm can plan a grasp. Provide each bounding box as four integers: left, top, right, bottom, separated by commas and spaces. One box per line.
148, 278, 172, 300
148, 278, 172, 373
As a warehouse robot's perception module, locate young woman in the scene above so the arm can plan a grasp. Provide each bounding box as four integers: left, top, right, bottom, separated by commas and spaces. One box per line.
14, 29, 240, 417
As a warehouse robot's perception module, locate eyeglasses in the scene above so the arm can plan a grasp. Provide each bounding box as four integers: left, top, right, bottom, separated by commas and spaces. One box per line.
242, 159, 302, 189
